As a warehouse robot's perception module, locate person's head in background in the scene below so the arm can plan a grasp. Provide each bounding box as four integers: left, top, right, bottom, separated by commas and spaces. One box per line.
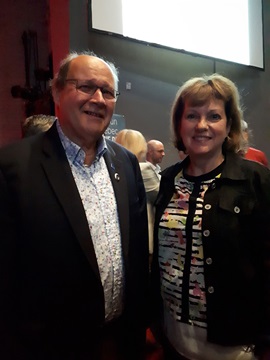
22, 114, 55, 138
241, 119, 253, 144
146, 140, 165, 166
115, 129, 147, 162
240, 119, 269, 167
171, 73, 244, 173
239, 120, 250, 155
50, 50, 119, 150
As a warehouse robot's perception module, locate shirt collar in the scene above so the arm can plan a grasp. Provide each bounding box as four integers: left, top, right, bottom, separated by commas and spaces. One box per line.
56, 119, 107, 165
147, 161, 161, 173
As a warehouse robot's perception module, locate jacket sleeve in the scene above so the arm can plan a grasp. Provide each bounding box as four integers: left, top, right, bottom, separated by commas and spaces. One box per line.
253, 166, 270, 356
0, 166, 22, 357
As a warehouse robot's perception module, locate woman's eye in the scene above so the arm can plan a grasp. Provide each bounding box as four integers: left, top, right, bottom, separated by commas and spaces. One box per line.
186, 114, 196, 119
209, 113, 221, 121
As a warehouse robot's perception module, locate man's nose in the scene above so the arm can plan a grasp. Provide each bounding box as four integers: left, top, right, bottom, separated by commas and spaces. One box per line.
90, 88, 106, 102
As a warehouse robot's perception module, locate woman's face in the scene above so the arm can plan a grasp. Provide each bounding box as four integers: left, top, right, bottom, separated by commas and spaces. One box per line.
179, 97, 230, 161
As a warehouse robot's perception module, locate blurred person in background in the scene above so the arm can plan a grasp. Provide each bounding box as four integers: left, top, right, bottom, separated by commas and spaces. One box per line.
146, 140, 165, 177
115, 128, 147, 162
115, 128, 163, 359
240, 120, 268, 167
22, 114, 55, 137
140, 140, 165, 258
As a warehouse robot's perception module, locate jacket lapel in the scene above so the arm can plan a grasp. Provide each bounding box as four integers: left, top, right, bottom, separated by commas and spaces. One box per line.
40, 125, 101, 280
104, 143, 129, 263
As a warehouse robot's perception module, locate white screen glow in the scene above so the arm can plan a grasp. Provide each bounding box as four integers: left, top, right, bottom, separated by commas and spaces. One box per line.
91, 0, 264, 68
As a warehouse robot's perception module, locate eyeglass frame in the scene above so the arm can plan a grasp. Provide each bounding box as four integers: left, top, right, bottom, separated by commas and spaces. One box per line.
65, 79, 120, 101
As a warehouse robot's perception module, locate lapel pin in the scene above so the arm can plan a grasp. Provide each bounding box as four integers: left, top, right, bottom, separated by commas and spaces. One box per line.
114, 173, 120, 181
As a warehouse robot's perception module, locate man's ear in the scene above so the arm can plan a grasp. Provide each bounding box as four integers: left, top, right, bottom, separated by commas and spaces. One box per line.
52, 87, 60, 105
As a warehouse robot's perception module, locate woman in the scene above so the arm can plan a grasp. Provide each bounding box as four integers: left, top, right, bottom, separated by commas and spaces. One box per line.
151, 74, 270, 360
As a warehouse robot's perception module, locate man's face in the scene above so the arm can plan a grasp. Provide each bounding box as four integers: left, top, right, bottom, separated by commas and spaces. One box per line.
150, 142, 165, 165
54, 55, 116, 148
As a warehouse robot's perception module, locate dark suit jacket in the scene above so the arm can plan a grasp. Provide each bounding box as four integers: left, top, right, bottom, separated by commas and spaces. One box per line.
0, 123, 149, 359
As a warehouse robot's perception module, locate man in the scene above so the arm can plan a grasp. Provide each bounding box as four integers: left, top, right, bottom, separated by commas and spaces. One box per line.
0, 51, 148, 359
146, 140, 165, 177
140, 140, 165, 257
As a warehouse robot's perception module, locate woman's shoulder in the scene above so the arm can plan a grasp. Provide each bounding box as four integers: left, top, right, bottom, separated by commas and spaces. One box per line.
225, 152, 270, 181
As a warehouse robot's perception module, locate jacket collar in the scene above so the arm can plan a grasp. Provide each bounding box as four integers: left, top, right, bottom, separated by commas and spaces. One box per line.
162, 152, 247, 182
104, 141, 129, 263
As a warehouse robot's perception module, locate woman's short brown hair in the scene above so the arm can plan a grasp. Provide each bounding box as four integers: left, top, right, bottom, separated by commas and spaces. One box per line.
171, 73, 244, 153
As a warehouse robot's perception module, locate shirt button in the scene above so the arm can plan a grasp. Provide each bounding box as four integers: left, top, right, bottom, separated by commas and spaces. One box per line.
208, 286, 214, 294
234, 206, 240, 213
203, 230, 210, 237
206, 257, 212, 265
205, 204, 211, 210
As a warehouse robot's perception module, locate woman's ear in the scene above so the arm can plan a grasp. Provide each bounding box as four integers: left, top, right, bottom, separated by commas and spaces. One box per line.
226, 118, 232, 135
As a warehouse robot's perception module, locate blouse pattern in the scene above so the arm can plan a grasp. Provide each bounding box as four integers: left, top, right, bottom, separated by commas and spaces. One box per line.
158, 168, 221, 329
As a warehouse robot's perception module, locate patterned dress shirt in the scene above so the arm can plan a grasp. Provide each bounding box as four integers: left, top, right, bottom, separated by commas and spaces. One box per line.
57, 121, 124, 322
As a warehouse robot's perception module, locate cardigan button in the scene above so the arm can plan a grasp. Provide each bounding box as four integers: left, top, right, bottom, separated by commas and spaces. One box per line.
205, 204, 211, 210
208, 286, 214, 294
234, 206, 240, 213
203, 230, 210, 237
206, 257, 212, 265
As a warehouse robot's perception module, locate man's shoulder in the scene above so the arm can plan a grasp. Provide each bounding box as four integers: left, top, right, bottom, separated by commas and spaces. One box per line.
0, 132, 48, 167
139, 162, 157, 177
0, 137, 32, 158
139, 162, 153, 171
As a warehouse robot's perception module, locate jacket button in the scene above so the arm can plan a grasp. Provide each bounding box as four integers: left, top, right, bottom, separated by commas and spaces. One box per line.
208, 286, 214, 294
206, 257, 212, 265
234, 206, 240, 213
203, 230, 210, 237
205, 204, 211, 210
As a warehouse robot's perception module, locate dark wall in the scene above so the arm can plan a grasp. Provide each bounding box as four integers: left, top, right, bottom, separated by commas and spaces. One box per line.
0, 0, 51, 146
72, 0, 270, 168
0, 0, 70, 147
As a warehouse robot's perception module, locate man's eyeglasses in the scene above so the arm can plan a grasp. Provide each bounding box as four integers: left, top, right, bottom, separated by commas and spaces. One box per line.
65, 79, 120, 101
